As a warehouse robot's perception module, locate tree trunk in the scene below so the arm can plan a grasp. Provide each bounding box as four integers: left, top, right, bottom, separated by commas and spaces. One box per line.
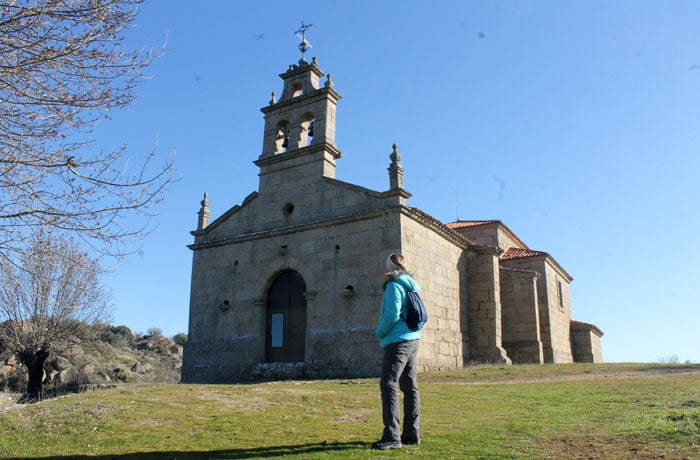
17, 350, 50, 404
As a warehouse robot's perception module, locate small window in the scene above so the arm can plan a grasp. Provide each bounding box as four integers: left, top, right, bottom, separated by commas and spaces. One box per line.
271, 313, 284, 347
292, 82, 303, 97
283, 202, 295, 216
557, 281, 564, 309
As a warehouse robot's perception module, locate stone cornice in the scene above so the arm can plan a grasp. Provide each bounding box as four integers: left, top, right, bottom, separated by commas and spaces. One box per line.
254, 142, 343, 168
260, 85, 341, 114
401, 206, 471, 250
188, 207, 398, 251
500, 266, 541, 279
502, 253, 573, 282
280, 61, 325, 79
189, 203, 503, 258
571, 320, 604, 337
322, 177, 412, 200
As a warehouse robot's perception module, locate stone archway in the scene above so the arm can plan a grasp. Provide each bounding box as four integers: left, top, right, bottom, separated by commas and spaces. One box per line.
265, 270, 307, 363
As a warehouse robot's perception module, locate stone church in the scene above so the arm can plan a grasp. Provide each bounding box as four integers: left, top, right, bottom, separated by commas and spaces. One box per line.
181, 56, 603, 383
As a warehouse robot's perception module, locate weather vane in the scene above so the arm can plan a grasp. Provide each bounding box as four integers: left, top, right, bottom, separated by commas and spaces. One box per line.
295, 21, 312, 60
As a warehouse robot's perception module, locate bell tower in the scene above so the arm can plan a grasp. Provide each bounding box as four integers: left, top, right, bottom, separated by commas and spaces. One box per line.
255, 52, 343, 192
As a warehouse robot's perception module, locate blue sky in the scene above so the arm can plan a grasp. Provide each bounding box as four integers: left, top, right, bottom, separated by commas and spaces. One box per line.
96, 1, 699, 363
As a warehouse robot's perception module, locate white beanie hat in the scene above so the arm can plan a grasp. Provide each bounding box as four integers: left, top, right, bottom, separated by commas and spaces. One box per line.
386, 253, 407, 272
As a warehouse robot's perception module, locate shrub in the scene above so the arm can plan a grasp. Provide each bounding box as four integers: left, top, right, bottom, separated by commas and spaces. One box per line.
100, 325, 134, 346
0, 367, 26, 393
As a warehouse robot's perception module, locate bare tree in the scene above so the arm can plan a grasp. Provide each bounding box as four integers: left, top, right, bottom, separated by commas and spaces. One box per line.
0, 0, 174, 260
0, 229, 112, 403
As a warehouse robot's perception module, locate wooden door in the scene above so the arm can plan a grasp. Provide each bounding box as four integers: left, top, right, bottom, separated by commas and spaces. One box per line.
265, 270, 307, 362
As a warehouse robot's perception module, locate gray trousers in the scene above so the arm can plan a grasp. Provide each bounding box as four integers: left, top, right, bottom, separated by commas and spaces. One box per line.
380, 339, 420, 441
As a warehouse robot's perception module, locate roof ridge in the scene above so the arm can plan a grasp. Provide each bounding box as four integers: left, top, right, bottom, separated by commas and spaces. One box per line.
446, 220, 501, 229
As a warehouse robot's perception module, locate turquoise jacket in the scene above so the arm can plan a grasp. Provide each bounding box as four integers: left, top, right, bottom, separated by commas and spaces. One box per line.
375, 272, 421, 348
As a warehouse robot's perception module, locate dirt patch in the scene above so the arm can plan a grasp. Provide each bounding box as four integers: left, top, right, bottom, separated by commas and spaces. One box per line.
538, 435, 692, 459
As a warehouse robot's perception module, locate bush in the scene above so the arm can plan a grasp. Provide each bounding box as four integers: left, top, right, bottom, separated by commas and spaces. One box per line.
100, 325, 133, 346
172, 333, 188, 346
0, 368, 26, 393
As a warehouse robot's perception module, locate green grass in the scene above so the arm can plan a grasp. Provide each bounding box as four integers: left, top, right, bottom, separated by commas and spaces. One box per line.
0, 363, 698, 459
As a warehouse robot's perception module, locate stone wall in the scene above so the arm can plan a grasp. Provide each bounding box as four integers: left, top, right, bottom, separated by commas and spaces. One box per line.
541, 262, 574, 363
500, 268, 544, 363
571, 321, 604, 363
453, 222, 500, 247
466, 250, 511, 364
400, 212, 467, 371
501, 257, 574, 363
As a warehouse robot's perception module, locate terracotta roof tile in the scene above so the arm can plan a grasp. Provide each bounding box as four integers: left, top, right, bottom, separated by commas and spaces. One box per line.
501, 247, 549, 260
446, 220, 499, 229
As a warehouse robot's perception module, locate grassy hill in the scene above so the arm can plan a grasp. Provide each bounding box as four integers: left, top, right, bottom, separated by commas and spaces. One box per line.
0, 363, 698, 459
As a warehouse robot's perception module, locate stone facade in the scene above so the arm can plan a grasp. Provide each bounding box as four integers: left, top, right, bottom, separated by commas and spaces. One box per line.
571, 320, 604, 363
500, 268, 543, 363
181, 58, 603, 383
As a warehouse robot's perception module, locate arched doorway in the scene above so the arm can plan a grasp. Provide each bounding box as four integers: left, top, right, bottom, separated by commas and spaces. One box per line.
265, 270, 307, 362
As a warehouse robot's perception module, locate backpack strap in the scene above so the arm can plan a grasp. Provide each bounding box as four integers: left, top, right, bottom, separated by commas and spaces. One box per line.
387, 280, 408, 318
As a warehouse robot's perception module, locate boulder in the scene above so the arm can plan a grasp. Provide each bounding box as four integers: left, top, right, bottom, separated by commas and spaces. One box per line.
131, 362, 153, 374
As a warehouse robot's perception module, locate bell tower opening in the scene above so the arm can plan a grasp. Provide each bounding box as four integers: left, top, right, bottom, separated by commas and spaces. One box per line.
275, 121, 290, 153
300, 113, 315, 147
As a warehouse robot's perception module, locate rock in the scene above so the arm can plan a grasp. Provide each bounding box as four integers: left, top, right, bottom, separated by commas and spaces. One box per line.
50, 356, 71, 371
81, 364, 96, 377
111, 367, 129, 382
169, 345, 183, 356
5, 356, 17, 371
135, 339, 153, 351
93, 370, 111, 384
52, 370, 65, 386
130, 362, 153, 374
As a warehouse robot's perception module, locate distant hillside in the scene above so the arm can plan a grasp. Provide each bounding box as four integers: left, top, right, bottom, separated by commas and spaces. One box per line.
0, 325, 184, 396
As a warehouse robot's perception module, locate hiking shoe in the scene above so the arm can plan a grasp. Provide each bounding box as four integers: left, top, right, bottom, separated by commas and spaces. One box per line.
371, 439, 402, 450
401, 435, 421, 445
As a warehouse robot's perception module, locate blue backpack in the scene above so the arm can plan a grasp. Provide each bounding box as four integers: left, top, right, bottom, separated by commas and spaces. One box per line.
402, 289, 428, 331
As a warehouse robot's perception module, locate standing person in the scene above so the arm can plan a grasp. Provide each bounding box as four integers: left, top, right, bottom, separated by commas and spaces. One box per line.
372, 253, 422, 450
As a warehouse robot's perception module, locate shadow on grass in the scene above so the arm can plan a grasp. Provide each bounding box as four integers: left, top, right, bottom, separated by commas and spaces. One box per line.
5, 441, 371, 459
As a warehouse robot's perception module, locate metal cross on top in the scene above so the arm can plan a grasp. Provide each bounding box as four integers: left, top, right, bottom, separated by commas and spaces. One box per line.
295, 21, 312, 59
